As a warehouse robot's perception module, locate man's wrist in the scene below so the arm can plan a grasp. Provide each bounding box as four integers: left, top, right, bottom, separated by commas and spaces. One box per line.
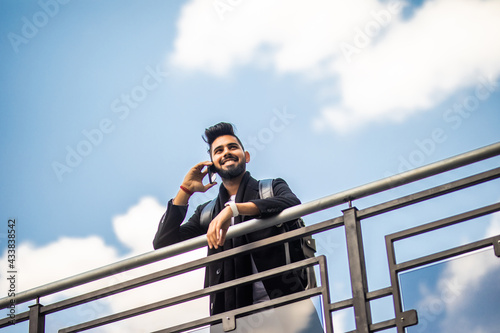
173, 185, 192, 206
225, 202, 239, 217
179, 185, 193, 196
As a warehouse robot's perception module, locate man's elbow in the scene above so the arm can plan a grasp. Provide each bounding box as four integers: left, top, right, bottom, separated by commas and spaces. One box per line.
152, 236, 168, 250
152, 239, 162, 250
152, 234, 180, 250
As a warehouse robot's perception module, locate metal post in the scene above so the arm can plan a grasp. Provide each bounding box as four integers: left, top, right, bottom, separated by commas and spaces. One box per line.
28, 302, 45, 333
319, 256, 334, 333
343, 207, 371, 332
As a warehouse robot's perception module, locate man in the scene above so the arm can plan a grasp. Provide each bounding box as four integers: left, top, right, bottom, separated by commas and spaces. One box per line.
153, 122, 313, 320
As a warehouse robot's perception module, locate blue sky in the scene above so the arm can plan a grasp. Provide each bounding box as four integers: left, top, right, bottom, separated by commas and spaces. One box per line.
1, 0, 500, 332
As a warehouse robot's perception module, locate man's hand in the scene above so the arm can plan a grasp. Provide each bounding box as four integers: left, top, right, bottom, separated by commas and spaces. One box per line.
206, 202, 260, 249
206, 206, 233, 249
173, 161, 217, 206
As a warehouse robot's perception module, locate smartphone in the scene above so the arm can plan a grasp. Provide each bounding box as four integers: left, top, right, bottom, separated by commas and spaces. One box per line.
208, 164, 217, 184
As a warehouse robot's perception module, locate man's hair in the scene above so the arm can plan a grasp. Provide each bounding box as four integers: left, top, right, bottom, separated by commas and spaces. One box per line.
203, 122, 245, 153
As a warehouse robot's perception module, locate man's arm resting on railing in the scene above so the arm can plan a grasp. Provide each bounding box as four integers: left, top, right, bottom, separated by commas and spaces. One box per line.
250, 178, 301, 218
152, 200, 207, 249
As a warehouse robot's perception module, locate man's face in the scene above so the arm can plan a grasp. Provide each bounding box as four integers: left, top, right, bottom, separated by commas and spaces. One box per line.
210, 135, 249, 180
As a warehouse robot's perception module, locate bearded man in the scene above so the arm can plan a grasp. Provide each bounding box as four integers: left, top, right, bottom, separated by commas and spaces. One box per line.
153, 122, 322, 332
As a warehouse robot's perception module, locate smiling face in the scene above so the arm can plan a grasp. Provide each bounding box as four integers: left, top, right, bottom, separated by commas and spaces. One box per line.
210, 135, 250, 180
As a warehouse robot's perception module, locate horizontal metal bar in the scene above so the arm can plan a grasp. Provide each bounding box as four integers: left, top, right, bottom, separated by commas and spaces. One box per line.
58, 257, 322, 333
41, 216, 343, 317
395, 235, 499, 273
358, 167, 500, 220
350, 313, 417, 333
0, 311, 29, 328
387, 201, 500, 242
370, 318, 397, 332
330, 299, 353, 311
155, 257, 329, 333
347, 312, 416, 333
329, 286, 393, 313
367, 286, 393, 301
157, 287, 324, 333
1, 141, 499, 309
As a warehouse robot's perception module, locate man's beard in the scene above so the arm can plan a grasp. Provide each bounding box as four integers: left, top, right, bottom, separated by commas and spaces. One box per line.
214, 159, 246, 180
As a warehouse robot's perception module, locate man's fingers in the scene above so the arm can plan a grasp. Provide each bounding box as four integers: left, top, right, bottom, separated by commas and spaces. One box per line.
218, 229, 227, 246
206, 231, 212, 249
207, 224, 217, 249
215, 223, 221, 242
195, 161, 211, 169
204, 182, 217, 192
207, 233, 218, 249
196, 161, 213, 174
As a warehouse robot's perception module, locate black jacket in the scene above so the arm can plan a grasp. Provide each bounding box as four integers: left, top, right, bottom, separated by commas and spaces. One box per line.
153, 172, 304, 315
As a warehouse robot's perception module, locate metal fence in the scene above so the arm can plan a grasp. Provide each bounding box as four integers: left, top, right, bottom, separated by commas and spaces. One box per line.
1, 142, 500, 332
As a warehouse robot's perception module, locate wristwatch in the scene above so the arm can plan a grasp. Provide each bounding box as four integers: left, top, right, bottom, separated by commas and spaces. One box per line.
225, 201, 239, 217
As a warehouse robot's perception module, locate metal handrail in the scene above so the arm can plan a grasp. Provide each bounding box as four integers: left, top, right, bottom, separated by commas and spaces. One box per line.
1, 141, 499, 309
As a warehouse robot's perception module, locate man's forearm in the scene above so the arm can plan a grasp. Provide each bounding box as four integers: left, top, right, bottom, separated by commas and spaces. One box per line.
173, 187, 192, 206
235, 202, 260, 216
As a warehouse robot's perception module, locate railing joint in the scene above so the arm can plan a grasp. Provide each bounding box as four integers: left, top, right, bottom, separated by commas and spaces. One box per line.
222, 315, 236, 332
494, 236, 500, 257
398, 309, 418, 329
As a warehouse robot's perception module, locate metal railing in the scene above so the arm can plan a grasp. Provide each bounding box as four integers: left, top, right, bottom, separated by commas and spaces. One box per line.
1, 141, 500, 332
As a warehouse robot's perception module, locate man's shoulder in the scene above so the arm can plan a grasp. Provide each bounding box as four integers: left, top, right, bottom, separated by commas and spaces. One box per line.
198, 198, 217, 228
252, 177, 290, 190
196, 199, 215, 213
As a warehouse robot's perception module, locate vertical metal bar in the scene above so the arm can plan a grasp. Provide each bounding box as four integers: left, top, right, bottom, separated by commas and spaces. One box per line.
385, 235, 405, 333
318, 256, 334, 333
28, 302, 45, 333
343, 207, 371, 333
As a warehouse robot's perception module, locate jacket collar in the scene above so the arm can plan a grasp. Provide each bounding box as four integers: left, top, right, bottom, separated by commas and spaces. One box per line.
217, 171, 258, 204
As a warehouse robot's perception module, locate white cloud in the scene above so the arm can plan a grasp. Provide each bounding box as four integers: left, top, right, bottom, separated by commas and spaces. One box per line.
3, 236, 119, 306
170, 0, 383, 76
112, 196, 164, 255
0, 197, 207, 332
317, 0, 500, 133
168, 0, 500, 133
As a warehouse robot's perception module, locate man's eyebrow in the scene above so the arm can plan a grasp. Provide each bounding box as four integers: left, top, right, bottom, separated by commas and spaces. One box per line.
213, 144, 223, 151
213, 142, 240, 151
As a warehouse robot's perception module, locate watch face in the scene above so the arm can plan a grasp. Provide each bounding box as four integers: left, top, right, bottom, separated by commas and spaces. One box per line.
225, 201, 238, 217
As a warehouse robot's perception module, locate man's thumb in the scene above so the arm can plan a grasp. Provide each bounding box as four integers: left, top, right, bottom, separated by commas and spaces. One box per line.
205, 182, 217, 192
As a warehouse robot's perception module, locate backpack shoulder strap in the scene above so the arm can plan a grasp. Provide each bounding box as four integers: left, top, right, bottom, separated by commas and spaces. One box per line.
200, 198, 217, 229
258, 179, 274, 199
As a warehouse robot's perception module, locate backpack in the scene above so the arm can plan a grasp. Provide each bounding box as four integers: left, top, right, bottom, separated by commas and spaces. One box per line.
200, 179, 317, 289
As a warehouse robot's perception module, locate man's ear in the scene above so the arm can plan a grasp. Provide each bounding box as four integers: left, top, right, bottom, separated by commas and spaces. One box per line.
245, 151, 250, 163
